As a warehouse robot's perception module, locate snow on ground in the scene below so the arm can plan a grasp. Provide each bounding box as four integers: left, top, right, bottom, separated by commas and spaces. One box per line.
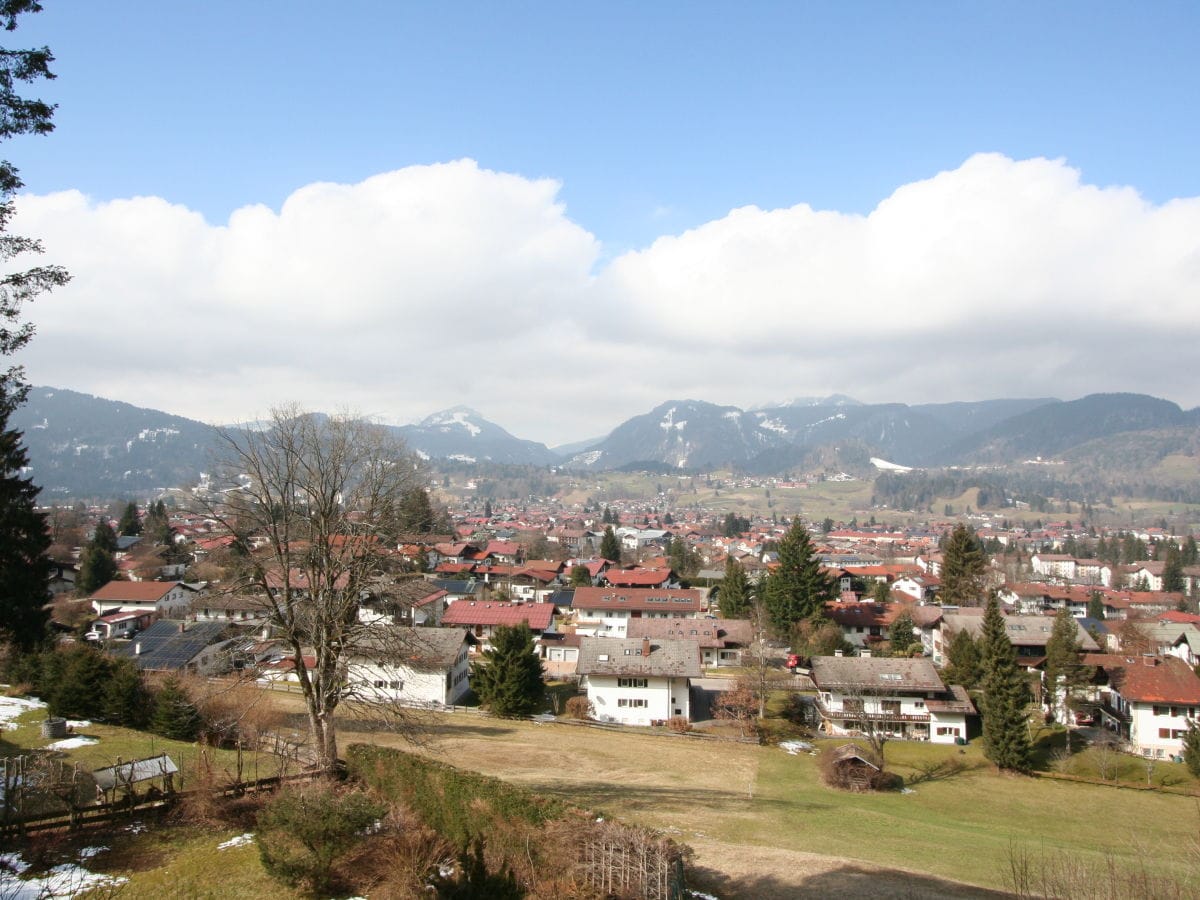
0, 849, 127, 898
0, 696, 46, 730
65, 720, 91, 729
870, 457, 913, 473
217, 833, 255, 850
778, 740, 814, 755
47, 737, 98, 750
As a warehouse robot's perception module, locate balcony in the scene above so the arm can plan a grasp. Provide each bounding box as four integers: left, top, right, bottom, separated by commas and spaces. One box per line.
815, 698, 930, 724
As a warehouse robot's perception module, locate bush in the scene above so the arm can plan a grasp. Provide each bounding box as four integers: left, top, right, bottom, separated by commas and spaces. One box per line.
563, 695, 593, 719
666, 716, 691, 734
257, 782, 384, 895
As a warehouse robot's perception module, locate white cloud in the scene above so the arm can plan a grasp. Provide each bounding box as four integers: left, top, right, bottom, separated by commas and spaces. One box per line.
11, 154, 1200, 445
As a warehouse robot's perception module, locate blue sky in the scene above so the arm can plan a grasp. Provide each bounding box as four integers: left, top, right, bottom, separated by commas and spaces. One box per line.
10, 2, 1200, 444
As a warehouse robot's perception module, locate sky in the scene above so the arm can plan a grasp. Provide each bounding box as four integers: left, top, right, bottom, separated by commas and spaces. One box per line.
7, 1, 1200, 446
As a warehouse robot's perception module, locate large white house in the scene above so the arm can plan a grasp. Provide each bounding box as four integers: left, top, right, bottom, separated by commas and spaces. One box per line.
344, 626, 472, 707
1090, 653, 1200, 758
570, 587, 706, 638
90, 580, 189, 618
811, 656, 975, 745
577, 636, 701, 726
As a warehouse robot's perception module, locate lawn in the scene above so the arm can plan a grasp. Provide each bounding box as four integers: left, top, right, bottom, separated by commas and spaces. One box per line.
341, 710, 1200, 897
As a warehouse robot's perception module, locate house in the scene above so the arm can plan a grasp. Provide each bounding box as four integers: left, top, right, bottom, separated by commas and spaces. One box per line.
625, 617, 752, 668
86, 610, 156, 641
577, 636, 701, 726
344, 626, 472, 707
811, 656, 975, 745
602, 568, 677, 590
570, 587, 707, 638
359, 580, 449, 626
1089, 654, 1200, 758
440, 600, 556, 652
90, 580, 189, 618
190, 593, 270, 625
824, 602, 900, 649
935, 613, 1099, 667
108, 620, 234, 674
539, 630, 584, 678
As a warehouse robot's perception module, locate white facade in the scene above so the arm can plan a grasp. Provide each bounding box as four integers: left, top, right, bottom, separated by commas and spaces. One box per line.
346, 642, 470, 707
584, 674, 691, 726
816, 688, 968, 744
93, 584, 189, 618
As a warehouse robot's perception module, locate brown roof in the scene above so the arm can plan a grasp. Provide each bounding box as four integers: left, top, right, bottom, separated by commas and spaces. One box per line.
572, 587, 705, 613
1093, 654, 1200, 705
576, 637, 701, 678
348, 626, 469, 670
90, 580, 181, 601
441, 600, 555, 630
811, 656, 946, 693
625, 618, 726, 648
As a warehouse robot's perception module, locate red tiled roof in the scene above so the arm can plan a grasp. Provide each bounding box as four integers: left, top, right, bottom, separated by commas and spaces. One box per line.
441, 601, 556, 630
572, 587, 705, 613
604, 568, 673, 587
90, 581, 181, 601
1106, 655, 1200, 705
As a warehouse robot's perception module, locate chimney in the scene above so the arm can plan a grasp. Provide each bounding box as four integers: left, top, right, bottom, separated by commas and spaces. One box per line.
642, 636, 651, 657
1142, 653, 1157, 667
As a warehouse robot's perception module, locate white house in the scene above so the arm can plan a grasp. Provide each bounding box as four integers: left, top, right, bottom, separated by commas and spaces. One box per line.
90, 580, 189, 618
345, 626, 472, 707
625, 617, 753, 668
577, 636, 701, 726
570, 587, 706, 638
811, 656, 975, 745
1092, 653, 1200, 758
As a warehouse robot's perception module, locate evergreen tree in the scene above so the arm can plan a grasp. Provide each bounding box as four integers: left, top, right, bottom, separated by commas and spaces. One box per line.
91, 518, 118, 553
1183, 535, 1198, 567
1086, 590, 1106, 620
1182, 720, 1200, 778
102, 659, 153, 729
888, 611, 917, 657
761, 519, 836, 637
870, 580, 891, 604
396, 487, 437, 533
0, 415, 51, 650
49, 645, 111, 720
471, 623, 544, 718
117, 501, 142, 536
483, 499, 492, 519
599, 526, 621, 563
939, 523, 987, 606
979, 594, 1032, 772
667, 536, 699, 578
1162, 545, 1185, 594
568, 564, 591, 587
1043, 608, 1091, 723
76, 543, 117, 594
151, 675, 203, 741
718, 556, 751, 619
942, 627, 983, 689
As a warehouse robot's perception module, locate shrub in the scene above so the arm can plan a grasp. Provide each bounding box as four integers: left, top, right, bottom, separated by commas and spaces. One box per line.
666, 716, 691, 734
563, 695, 593, 720
257, 782, 384, 895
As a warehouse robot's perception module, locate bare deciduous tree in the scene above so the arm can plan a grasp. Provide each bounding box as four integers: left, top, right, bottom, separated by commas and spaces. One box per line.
194, 407, 425, 776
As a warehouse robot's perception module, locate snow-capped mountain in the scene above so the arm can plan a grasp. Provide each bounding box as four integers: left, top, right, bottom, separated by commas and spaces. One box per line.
393, 406, 559, 465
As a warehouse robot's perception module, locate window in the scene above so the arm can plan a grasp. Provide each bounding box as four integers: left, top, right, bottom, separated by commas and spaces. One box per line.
843, 698, 864, 714
1152, 705, 1167, 716
913, 700, 925, 709
617, 698, 648, 708
936, 727, 959, 736
618, 677, 648, 688
881, 701, 901, 716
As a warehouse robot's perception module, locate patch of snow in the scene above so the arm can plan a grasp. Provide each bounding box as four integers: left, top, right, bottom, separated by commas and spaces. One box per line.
0, 695, 46, 729
0, 850, 127, 899
755, 414, 789, 435
65, 720, 90, 729
722, 411, 740, 421
47, 737, 98, 750
659, 407, 687, 431
428, 410, 481, 436
901, 787, 916, 795
688, 891, 721, 900
572, 450, 603, 466
414, 449, 430, 461
446, 454, 476, 463
778, 740, 814, 755
870, 457, 913, 473
217, 833, 255, 850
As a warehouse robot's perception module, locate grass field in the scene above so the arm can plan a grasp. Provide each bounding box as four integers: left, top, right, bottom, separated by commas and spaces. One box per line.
339, 710, 1200, 898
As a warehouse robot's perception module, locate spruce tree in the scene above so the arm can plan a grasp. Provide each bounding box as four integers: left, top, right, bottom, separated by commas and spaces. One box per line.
888, 611, 917, 657
718, 556, 751, 619
1182, 720, 1200, 778
939, 524, 987, 606
117, 501, 142, 536
471, 623, 544, 718
762, 519, 835, 637
0, 413, 52, 650
91, 518, 118, 554
151, 675, 203, 741
1086, 590, 1105, 620
599, 526, 621, 563
979, 594, 1032, 772
49, 645, 111, 720
102, 659, 153, 729
76, 543, 117, 594
942, 627, 983, 689
1043, 608, 1091, 723
1162, 545, 1185, 594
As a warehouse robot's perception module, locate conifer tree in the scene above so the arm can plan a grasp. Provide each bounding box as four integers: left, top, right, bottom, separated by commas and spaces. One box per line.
1162, 544, 1185, 594
942, 627, 983, 689
1183, 720, 1200, 778
1043, 608, 1091, 724
76, 542, 117, 594
471, 623, 544, 718
117, 501, 142, 536
888, 611, 917, 657
151, 675, 203, 741
762, 519, 835, 636
49, 645, 111, 719
979, 594, 1032, 772
599, 526, 621, 563
91, 518, 118, 554
1086, 590, 1106, 620
719, 556, 751, 619
0, 418, 51, 650
102, 659, 153, 729
939, 523, 987, 606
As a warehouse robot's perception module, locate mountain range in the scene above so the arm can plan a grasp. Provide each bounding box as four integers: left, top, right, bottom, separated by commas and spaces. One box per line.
9, 386, 1199, 497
